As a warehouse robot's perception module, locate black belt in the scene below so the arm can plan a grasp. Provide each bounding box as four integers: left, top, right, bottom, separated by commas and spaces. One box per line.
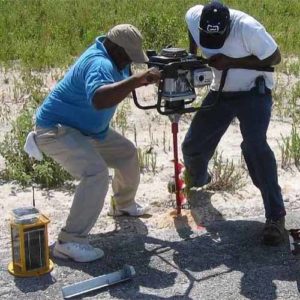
210, 87, 272, 98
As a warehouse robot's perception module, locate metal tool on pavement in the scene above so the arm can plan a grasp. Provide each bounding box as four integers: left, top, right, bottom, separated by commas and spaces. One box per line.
61, 265, 136, 299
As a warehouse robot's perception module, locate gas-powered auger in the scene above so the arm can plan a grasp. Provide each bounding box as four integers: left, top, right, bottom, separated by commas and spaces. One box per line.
132, 47, 213, 215
132, 47, 275, 215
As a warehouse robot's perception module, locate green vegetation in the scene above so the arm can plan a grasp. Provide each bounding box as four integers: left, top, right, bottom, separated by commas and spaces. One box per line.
207, 151, 246, 192
0, 0, 299, 68
137, 147, 157, 174
279, 126, 300, 170
184, 151, 246, 194
0, 71, 72, 187
111, 100, 131, 136
0, 0, 299, 189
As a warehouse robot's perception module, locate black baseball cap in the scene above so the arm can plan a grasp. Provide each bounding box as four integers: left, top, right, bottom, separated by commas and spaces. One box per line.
199, 1, 230, 49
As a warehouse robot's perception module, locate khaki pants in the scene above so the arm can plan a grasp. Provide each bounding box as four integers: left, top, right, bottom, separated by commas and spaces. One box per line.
35, 125, 140, 244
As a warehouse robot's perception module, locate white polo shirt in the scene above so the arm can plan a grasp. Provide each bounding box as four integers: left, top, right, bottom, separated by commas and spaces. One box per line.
185, 5, 278, 92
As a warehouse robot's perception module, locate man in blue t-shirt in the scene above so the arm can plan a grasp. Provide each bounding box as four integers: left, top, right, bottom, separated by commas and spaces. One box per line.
34, 24, 160, 262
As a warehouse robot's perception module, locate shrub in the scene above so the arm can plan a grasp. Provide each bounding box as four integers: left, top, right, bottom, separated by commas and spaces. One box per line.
0, 105, 72, 188
183, 151, 246, 195
207, 151, 246, 192
0, 71, 72, 188
279, 125, 300, 170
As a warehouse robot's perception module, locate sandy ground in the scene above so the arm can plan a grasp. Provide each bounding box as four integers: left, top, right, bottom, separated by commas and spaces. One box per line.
0, 68, 299, 299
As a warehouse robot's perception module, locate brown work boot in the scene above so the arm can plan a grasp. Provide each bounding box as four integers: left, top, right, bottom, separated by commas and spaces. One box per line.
262, 217, 285, 246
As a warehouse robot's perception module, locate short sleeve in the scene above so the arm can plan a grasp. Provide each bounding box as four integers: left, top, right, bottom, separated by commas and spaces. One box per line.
185, 5, 202, 48
242, 19, 278, 60
84, 59, 115, 105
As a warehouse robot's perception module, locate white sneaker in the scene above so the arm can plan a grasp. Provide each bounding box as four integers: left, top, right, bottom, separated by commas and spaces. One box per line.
52, 241, 104, 263
108, 202, 150, 217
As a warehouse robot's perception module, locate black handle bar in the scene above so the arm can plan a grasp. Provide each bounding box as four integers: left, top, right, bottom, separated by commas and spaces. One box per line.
131, 59, 275, 115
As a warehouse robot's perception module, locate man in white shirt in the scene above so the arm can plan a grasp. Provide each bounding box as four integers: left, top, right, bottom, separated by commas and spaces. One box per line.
183, 1, 286, 246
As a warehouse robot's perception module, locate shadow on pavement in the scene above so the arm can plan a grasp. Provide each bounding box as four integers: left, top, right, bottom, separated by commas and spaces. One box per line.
50, 189, 299, 299
14, 273, 56, 293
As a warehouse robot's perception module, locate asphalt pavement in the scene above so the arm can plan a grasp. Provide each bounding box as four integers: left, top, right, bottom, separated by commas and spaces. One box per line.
1, 210, 299, 300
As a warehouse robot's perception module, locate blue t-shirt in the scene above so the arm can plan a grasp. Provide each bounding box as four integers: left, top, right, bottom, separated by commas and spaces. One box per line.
36, 36, 129, 140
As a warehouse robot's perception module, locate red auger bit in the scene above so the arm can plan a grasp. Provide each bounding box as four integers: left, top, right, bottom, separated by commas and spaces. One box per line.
169, 117, 187, 215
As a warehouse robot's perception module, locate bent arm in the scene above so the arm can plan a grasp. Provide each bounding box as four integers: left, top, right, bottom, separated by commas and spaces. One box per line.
208, 48, 281, 71
92, 68, 161, 110
229, 47, 281, 68
92, 76, 139, 110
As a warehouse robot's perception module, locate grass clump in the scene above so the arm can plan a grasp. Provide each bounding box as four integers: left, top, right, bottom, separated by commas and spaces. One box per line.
137, 147, 157, 174
279, 125, 300, 170
207, 151, 246, 192
0, 71, 72, 188
0, 105, 72, 188
184, 151, 245, 195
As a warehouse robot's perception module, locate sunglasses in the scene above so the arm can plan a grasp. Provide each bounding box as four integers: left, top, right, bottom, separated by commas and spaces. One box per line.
199, 25, 228, 35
